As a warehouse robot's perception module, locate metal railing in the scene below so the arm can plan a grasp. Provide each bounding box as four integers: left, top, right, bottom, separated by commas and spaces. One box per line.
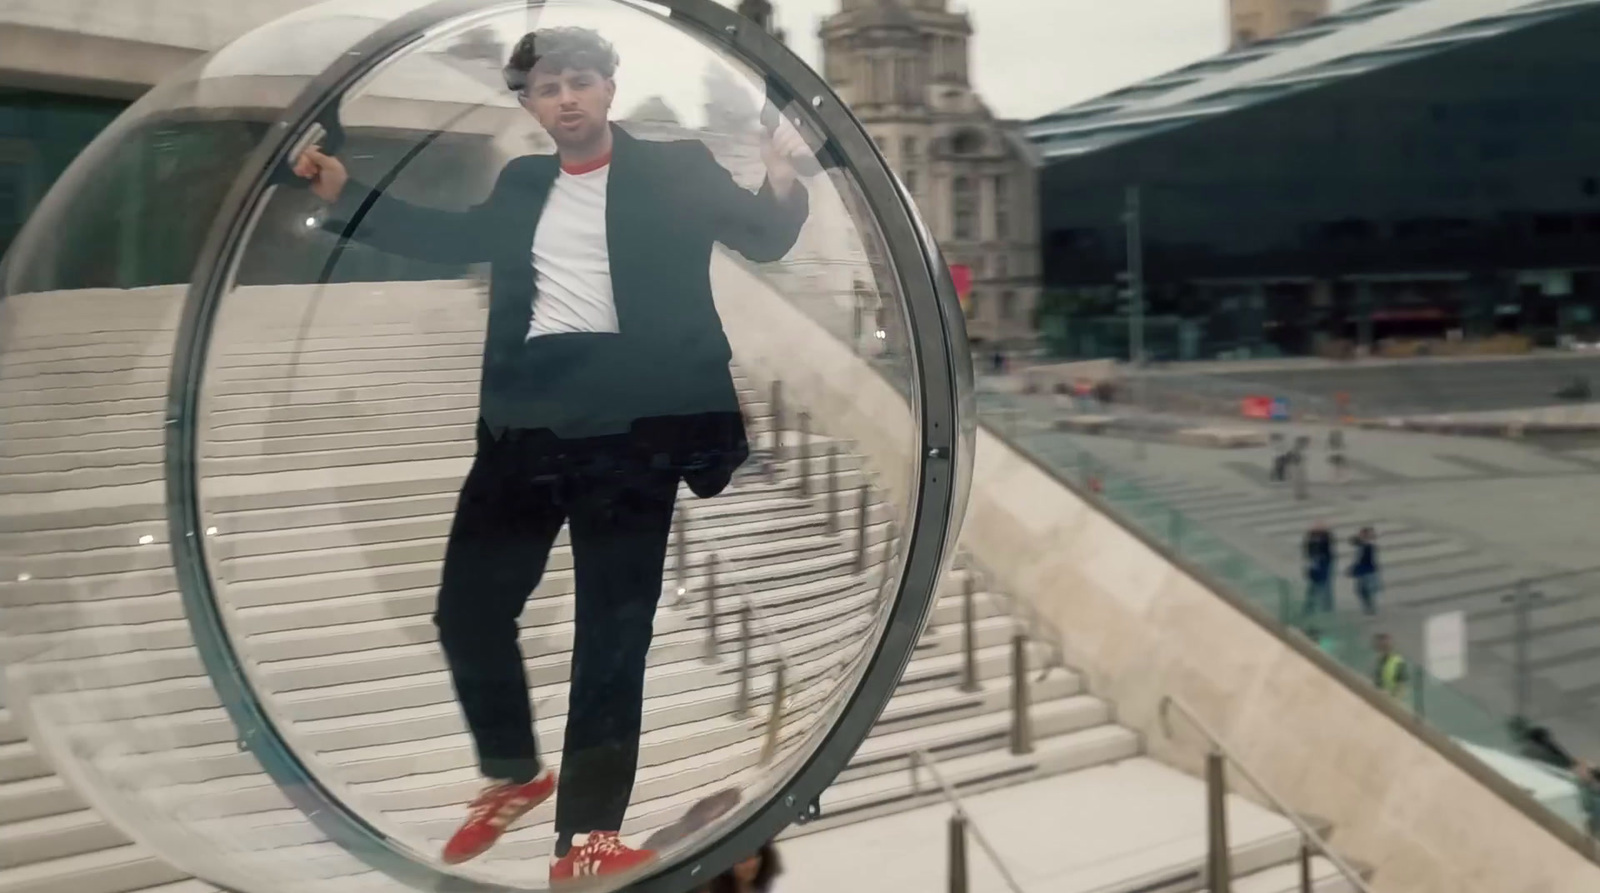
694, 550, 792, 766
664, 386, 898, 768
1159, 695, 1375, 893
934, 563, 1060, 755
910, 749, 1029, 893
946, 559, 1071, 684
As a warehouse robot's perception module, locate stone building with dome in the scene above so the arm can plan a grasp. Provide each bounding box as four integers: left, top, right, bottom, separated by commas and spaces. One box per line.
818, 0, 1042, 348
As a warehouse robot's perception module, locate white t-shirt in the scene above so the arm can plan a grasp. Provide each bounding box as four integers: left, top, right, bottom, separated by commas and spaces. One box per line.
526, 161, 617, 339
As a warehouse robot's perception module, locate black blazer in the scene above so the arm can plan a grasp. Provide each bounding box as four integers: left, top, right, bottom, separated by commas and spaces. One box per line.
326, 126, 809, 495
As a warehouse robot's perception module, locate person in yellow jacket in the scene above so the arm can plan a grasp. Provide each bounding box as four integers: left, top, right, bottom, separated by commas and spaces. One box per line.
1373, 633, 1409, 701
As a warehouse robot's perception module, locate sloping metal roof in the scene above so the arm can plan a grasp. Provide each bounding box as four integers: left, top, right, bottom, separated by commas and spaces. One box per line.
1026, 0, 1600, 161
0, 0, 326, 51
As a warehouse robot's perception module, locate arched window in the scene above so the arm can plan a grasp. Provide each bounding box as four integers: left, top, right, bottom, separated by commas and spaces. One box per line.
952, 175, 977, 240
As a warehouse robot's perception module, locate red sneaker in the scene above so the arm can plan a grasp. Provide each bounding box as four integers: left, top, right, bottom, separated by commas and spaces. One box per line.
549, 831, 657, 886
441, 770, 555, 865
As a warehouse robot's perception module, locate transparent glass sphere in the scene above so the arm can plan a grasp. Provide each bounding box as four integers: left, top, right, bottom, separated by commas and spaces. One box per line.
0, 2, 971, 891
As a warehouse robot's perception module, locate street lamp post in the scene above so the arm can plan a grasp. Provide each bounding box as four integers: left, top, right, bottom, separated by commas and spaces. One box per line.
1124, 185, 1147, 460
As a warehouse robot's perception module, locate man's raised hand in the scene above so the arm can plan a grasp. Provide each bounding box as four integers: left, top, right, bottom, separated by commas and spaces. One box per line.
760, 113, 812, 199
293, 146, 349, 204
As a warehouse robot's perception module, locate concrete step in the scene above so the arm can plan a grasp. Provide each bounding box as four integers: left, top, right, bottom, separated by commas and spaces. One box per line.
0, 776, 81, 826
1230, 859, 1361, 893
795, 723, 1141, 833
0, 844, 187, 893
779, 760, 1350, 893
839, 692, 1112, 785
0, 742, 49, 785
0, 811, 128, 871
0, 712, 21, 746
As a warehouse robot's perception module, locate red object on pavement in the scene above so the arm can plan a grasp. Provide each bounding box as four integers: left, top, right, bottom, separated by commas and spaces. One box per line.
1241, 396, 1273, 419
441, 771, 556, 865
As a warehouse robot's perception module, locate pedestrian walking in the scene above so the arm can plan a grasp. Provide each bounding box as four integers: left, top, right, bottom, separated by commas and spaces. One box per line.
1349, 526, 1381, 615
1328, 428, 1347, 484
1303, 522, 1336, 614
1373, 632, 1409, 702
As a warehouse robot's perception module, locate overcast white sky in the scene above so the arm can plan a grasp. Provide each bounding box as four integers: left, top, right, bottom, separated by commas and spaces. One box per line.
729, 0, 1362, 120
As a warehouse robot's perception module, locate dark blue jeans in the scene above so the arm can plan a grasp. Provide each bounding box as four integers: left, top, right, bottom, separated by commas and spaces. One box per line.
1354, 572, 1380, 615
434, 421, 679, 839
1305, 570, 1334, 615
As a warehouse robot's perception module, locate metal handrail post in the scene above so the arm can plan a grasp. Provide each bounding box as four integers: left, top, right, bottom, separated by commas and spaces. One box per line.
1206, 750, 1232, 893
797, 411, 811, 497
878, 518, 898, 610
758, 662, 786, 766
735, 603, 752, 719
825, 447, 839, 534
948, 813, 970, 893
1299, 839, 1314, 893
1505, 580, 1541, 723
704, 553, 720, 663
853, 483, 870, 574
770, 380, 785, 464
960, 573, 980, 692
1160, 695, 1375, 893
914, 751, 1027, 893
673, 504, 687, 604
1010, 634, 1034, 755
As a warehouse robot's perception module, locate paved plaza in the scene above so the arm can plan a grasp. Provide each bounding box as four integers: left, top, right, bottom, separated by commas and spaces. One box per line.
980, 383, 1600, 761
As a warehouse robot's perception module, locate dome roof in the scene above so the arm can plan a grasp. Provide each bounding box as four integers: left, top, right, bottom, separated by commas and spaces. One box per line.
853, 0, 918, 30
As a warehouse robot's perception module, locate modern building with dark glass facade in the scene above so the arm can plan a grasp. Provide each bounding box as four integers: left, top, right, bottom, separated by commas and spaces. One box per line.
1027, 0, 1600, 362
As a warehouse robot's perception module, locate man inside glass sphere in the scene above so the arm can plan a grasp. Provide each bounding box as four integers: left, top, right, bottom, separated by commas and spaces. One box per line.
294, 26, 810, 884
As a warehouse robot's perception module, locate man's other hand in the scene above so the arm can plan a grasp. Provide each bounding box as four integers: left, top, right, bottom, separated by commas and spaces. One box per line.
760, 114, 810, 200
294, 146, 349, 204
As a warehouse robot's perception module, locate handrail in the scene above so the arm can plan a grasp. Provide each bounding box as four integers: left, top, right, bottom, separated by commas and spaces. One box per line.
724, 573, 792, 671
1159, 695, 1376, 893
957, 558, 1068, 683
911, 749, 1029, 893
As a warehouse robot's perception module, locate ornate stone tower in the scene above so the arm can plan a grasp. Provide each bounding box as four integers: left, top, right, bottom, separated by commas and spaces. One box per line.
1230, 0, 1330, 47
818, 0, 1041, 347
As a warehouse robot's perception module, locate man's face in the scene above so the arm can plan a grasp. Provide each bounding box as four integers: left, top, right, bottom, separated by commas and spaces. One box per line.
522, 66, 614, 148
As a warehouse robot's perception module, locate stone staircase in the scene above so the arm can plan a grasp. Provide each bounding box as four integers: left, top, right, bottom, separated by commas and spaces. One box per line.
0, 281, 1130, 892
0, 279, 1364, 892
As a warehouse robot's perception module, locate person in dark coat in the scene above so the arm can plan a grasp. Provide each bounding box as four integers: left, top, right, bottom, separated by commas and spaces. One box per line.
1303, 522, 1336, 615
295, 25, 810, 884
1349, 526, 1381, 615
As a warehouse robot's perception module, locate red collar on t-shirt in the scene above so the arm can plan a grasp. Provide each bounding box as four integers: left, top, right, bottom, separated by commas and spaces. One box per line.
560, 152, 612, 176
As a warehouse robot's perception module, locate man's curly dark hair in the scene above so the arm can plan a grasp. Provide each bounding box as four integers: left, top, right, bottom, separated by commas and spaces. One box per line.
503, 26, 620, 92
